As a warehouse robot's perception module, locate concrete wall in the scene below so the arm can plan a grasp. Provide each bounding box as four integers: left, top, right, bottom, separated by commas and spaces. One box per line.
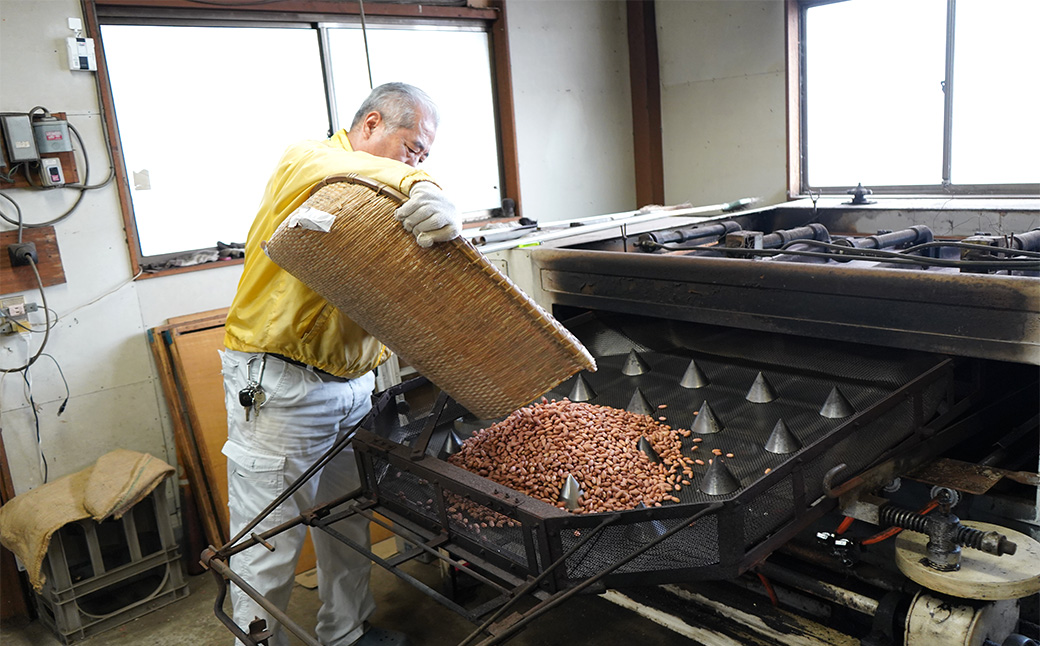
657, 0, 788, 208
0, 0, 668, 494
507, 0, 636, 222
0, 0, 244, 496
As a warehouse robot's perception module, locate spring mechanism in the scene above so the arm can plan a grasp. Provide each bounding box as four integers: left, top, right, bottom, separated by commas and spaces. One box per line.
954, 524, 1018, 556
877, 503, 1018, 558
878, 505, 930, 533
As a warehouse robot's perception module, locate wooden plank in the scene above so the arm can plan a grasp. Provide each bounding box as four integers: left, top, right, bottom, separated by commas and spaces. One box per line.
627, 0, 665, 208
0, 226, 66, 295
149, 328, 226, 548
166, 307, 228, 327
0, 433, 32, 624
167, 326, 230, 535
489, 0, 522, 216
93, 0, 497, 20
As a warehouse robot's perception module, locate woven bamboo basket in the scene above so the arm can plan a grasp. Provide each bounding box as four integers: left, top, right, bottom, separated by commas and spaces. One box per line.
263, 174, 597, 419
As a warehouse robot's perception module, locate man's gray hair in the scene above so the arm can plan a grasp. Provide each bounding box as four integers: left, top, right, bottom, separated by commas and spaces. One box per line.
350, 82, 440, 132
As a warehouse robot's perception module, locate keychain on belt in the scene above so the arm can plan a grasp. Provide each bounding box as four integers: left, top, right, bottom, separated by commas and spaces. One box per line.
239, 354, 268, 421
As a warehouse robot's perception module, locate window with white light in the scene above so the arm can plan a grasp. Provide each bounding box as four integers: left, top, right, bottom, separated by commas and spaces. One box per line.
95, 7, 506, 270
800, 0, 1040, 194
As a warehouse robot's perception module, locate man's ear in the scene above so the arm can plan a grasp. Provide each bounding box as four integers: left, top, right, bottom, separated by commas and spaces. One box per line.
361, 111, 383, 139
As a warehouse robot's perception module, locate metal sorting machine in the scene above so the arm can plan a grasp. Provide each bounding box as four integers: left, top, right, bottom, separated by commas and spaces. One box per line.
206, 196, 1040, 646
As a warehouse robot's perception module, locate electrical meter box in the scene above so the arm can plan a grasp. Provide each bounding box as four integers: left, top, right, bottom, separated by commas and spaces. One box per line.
1, 115, 40, 163
33, 118, 73, 154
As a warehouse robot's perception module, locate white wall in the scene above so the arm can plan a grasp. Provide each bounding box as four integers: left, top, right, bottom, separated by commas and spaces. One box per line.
506, 0, 637, 221
657, 0, 788, 208
0, 0, 243, 495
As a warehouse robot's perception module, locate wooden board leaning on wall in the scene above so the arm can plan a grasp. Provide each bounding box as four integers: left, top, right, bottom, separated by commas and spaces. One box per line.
149, 309, 394, 575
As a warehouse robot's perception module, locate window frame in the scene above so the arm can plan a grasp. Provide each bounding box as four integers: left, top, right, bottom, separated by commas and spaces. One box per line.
786, 0, 1039, 199
83, 0, 519, 278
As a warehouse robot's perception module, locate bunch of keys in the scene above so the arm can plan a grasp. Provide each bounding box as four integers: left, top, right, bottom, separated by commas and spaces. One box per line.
238, 355, 268, 421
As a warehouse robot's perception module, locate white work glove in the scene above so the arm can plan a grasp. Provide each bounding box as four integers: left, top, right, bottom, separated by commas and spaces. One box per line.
395, 182, 462, 248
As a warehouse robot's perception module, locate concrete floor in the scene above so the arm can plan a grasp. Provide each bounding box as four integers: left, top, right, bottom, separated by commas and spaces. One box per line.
0, 540, 695, 646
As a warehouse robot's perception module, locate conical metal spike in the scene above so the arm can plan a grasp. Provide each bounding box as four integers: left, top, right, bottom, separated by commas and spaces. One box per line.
746, 372, 778, 404
627, 388, 654, 416
624, 502, 670, 542
637, 436, 661, 463
679, 360, 710, 389
820, 387, 855, 419
558, 474, 583, 511
699, 457, 741, 496
764, 419, 801, 454
453, 417, 485, 434
691, 401, 723, 434
621, 349, 651, 376
441, 430, 464, 458
567, 373, 596, 402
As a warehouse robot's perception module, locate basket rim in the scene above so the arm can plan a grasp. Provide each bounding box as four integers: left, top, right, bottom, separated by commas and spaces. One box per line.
309, 173, 409, 205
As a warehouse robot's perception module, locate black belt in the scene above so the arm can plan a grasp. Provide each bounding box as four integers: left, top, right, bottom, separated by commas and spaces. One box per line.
266, 353, 350, 382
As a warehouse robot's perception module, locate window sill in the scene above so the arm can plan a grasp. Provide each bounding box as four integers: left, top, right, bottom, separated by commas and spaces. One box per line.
786, 195, 1040, 212
136, 256, 243, 280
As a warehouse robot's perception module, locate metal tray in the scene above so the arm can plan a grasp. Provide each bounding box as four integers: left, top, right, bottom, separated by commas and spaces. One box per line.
353, 312, 958, 592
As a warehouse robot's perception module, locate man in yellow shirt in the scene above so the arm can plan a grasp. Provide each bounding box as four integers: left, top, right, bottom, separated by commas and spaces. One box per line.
221, 83, 458, 646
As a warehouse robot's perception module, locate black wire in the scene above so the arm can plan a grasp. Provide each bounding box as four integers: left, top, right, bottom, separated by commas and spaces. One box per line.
38, 354, 71, 416
22, 368, 48, 483
0, 163, 22, 184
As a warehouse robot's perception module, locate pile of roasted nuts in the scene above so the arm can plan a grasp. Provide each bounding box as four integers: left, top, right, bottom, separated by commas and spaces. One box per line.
447, 399, 701, 513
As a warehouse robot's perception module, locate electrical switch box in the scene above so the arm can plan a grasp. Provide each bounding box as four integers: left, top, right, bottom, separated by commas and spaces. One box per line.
66, 37, 97, 72
40, 158, 65, 187
33, 118, 73, 154
1, 115, 40, 163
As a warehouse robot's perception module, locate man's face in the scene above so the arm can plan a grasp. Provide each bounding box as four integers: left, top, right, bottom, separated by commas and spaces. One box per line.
357, 109, 436, 168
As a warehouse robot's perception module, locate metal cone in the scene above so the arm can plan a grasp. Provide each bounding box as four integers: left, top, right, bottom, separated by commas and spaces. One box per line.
820, 387, 855, 419
621, 349, 651, 376
627, 388, 654, 416
567, 373, 596, 402
558, 474, 583, 511
764, 419, 800, 454
691, 401, 723, 434
440, 430, 464, 458
679, 360, 710, 389
698, 457, 741, 496
624, 502, 669, 542
637, 436, 661, 463
746, 372, 778, 404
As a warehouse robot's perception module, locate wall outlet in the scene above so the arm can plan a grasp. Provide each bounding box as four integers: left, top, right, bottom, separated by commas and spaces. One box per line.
1, 295, 30, 336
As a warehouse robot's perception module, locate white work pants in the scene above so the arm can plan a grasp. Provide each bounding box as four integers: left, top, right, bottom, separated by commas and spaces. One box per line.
220, 349, 376, 646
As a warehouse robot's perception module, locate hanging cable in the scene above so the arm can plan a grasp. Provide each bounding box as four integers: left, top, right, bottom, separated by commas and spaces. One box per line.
359, 0, 374, 90
37, 354, 71, 416
21, 368, 48, 483
67, 121, 115, 190
0, 191, 23, 242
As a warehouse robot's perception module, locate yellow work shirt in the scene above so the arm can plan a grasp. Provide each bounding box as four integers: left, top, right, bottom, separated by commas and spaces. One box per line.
224, 129, 437, 378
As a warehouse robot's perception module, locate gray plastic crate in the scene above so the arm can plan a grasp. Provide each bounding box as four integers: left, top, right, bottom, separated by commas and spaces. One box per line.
33, 486, 189, 644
